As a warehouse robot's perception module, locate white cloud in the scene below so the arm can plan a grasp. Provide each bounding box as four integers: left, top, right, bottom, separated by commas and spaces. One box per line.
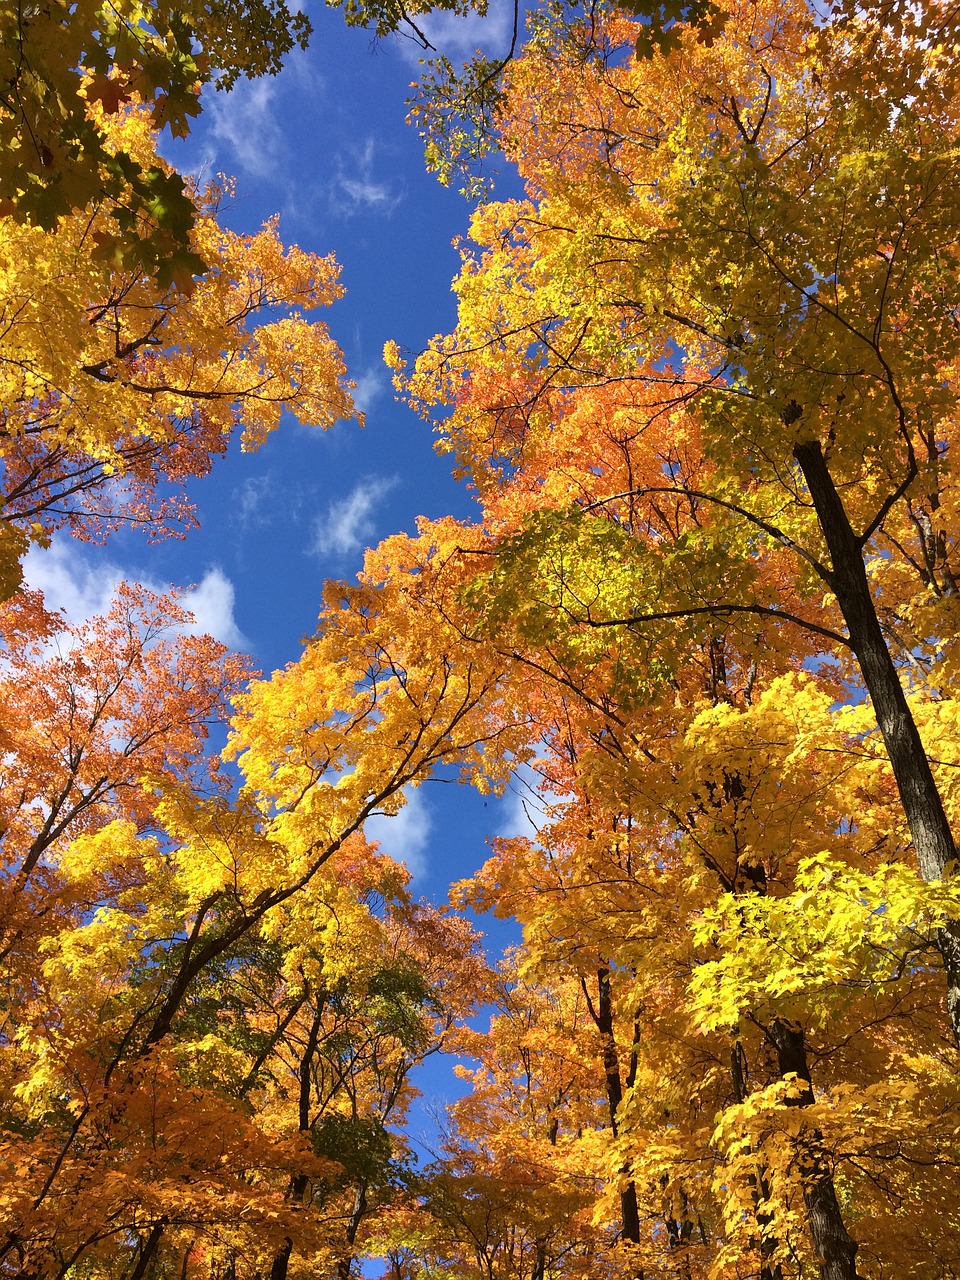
209, 78, 285, 180
339, 175, 394, 208
24, 539, 120, 624
309, 475, 398, 560
351, 367, 388, 415
366, 787, 431, 879
22, 539, 249, 650
183, 568, 248, 649
335, 138, 403, 214
285, 47, 325, 97
165, 49, 323, 193
496, 762, 555, 839
232, 471, 318, 529
234, 472, 281, 530
395, 0, 515, 66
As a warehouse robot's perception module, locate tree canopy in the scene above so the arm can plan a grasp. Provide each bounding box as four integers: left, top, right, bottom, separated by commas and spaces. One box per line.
5, 0, 960, 1275
0, 106, 356, 598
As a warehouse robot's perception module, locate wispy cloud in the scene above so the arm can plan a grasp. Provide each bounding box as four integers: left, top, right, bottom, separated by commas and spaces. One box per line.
209, 78, 285, 180
165, 48, 323, 195
335, 138, 403, 214
351, 367, 388, 415
284, 47, 325, 97
232, 470, 319, 531
496, 762, 556, 840
366, 786, 432, 879
309, 475, 398, 560
233, 472, 282, 530
395, 0, 515, 66
22, 539, 249, 650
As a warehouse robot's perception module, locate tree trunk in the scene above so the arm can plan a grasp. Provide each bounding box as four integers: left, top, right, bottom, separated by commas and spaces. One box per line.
730, 1040, 784, 1280
335, 1183, 369, 1280
269, 1238, 294, 1280
767, 1018, 862, 1280
268, 1001, 325, 1280
595, 969, 643, 1253
126, 1223, 164, 1280
794, 439, 960, 1044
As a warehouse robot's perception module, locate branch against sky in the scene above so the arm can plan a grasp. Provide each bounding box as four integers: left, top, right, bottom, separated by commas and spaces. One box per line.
0, 108, 357, 601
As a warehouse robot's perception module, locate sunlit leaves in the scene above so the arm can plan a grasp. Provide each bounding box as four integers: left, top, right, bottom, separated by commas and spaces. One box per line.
0, 111, 355, 596
0, 0, 311, 277
691, 853, 960, 1029
374, 0, 960, 1272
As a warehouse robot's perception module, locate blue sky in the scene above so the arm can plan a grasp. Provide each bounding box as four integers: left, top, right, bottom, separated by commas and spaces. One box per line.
23, 0, 531, 1126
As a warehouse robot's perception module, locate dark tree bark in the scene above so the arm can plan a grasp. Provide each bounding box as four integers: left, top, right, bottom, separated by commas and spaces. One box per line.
722, 829, 856, 1278
335, 1183, 369, 1280
126, 1223, 165, 1280
730, 1040, 784, 1280
595, 968, 643, 1253
767, 1018, 862, 1280
269, 1238, 294, 1280
268, 1000, 325, 1280
793, 439, 960, 1044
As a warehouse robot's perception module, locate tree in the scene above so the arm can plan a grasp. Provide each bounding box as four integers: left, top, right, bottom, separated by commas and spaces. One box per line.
12, 0, 960, 1272
2, 0, 693, 278
411, 962, 637, 1280
450, 683, 922, 1279
353, 0, 960, 1270
259, 901, 489, 1280
0, 542, 521, 1277
0, 106, 355, 600
0, 0, 732, 278
0, 581, 251, 966
393, 0, 960, 1040
318, 520, 960, 1275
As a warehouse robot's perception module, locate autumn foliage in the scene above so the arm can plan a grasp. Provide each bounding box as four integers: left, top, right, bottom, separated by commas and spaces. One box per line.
0, 106, 356, 601
5, 0, 960, 1276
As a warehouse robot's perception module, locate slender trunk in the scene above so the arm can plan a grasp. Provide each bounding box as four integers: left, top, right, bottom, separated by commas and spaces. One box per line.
794, 439, 960, 1043
180, 1240, 196, 1280
793, 440, 955, 880
269, 1002, 325, 1280
595, 969, 643, 1252
664, 1187, 696, 1279
335, 1183, 369, 1280
767, 1018, 861, 1280
730, 1040, 783, 1280
723, 759, 859, 1280
269, 1238, 294, 1280
530, 1111, 558, 1279
127, 1223, 164, 1280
